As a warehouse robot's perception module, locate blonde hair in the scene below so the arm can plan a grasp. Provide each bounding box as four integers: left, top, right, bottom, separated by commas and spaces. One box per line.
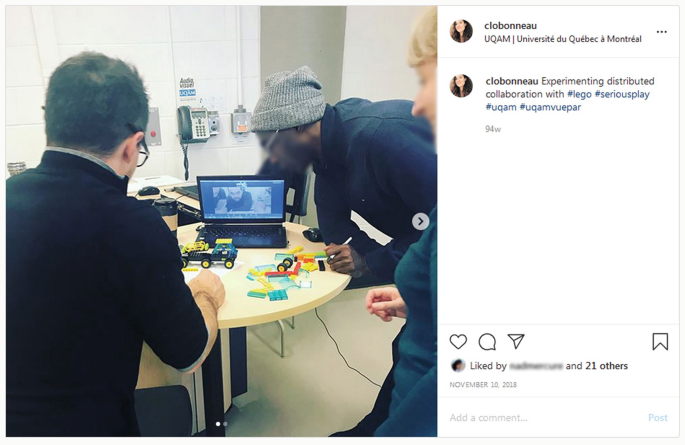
407, 6, 438, 67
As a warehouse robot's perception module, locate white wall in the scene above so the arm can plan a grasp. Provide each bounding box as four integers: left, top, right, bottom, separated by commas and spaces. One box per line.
340, 6, 425, 102
340, 6, 426, 246
5, 5, 262, 180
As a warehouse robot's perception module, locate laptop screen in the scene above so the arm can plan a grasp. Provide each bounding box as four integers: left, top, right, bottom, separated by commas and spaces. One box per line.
197, 176, 286, 223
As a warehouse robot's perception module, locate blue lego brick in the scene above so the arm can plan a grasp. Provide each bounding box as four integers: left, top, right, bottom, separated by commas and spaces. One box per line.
280, 280, 299, 290
274, 253, 295, 262
267, 275, 291, 283
268, 289, 289, 301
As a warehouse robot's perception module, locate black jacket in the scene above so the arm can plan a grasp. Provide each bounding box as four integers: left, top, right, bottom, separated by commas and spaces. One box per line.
314, 99, 437, 281
6, 150, 207, 436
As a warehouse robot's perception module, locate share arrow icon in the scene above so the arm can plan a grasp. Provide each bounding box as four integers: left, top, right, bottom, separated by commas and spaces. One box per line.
508, 334, 524, 350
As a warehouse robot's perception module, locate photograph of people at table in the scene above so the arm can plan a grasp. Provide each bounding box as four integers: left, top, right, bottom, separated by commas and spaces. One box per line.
4, 5, 437, 438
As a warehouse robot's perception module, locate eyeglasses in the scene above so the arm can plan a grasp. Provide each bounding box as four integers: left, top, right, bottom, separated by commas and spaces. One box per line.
127, 123, 150, 167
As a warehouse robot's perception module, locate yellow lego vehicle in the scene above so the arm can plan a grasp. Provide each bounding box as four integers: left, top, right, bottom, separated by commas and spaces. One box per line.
181, 241, 209, 254
180, 241, 239, 269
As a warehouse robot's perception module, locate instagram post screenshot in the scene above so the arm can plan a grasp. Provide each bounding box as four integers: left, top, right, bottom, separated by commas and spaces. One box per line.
0, 1, 682, 443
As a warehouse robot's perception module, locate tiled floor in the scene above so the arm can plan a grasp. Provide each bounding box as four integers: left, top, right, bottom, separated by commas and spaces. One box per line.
223, 286, 404, 437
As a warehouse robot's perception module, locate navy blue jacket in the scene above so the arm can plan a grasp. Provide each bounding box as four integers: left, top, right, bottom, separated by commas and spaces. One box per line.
314, 99, 437, 281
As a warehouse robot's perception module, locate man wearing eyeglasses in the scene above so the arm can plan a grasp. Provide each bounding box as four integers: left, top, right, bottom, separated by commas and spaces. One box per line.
6, 52, 226, 436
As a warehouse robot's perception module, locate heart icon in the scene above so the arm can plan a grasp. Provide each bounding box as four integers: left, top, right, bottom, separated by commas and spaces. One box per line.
450, 334, 467, 349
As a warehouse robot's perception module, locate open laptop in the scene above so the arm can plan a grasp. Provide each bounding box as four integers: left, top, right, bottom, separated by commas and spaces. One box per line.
195, 175, 288, 248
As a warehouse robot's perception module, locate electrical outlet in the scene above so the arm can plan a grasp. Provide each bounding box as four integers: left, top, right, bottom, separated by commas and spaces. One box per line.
231, 106, 252, 134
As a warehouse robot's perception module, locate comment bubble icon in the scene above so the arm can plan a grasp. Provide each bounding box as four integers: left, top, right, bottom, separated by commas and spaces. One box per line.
479, 333, 496, 351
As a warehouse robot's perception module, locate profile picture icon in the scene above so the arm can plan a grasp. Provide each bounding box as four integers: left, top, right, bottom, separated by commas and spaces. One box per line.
451, 359, 465, 372
450, 74, 472, 98
450, 20, 473, 43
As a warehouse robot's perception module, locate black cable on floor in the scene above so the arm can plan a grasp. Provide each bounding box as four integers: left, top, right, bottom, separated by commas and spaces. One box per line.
314, 307, 381, 388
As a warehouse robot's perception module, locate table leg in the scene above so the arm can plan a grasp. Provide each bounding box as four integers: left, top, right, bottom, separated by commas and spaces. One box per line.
202, 330, 225, 437
229, 327, 248, 397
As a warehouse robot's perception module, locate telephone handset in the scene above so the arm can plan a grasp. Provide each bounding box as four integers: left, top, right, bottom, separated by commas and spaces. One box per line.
177, 106, 211, 181
177, 106, 210, 143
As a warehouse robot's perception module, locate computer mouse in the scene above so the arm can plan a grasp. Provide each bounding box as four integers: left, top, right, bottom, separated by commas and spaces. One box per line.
303, 227, 323, 243
138, 186, 160, 196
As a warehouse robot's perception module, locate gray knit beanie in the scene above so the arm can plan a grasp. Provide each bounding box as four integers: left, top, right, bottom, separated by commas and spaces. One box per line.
251, 66, 326, 132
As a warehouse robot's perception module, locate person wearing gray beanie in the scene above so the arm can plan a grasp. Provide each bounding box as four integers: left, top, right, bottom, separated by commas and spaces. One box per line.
253, 65, 436, 284
252, 66, 326, 132
254, 65, 436, 438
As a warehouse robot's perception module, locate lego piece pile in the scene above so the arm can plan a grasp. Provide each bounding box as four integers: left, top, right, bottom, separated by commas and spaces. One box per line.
246, 246, 327, 301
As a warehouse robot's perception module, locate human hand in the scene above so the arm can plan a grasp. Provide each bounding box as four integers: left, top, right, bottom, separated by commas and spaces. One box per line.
188, 270, 226, 311
365, 287, 407, 322
324, 243, 370, 278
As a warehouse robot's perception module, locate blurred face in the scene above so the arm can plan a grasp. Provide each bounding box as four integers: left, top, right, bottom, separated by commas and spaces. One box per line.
455, 20, 465, 33
228, 187, 243, 201
456, 362, 464, 371
259, 130, 316, 174
412, 58, 437, 133
455, 74, 466, 88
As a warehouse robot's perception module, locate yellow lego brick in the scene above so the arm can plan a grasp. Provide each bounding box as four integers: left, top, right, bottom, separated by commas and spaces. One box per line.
286, 246, 304, 254
182, 267, 199, 272
181, 241, 209, 253
249, 288, 268, 295
215, 238, 233, 244
257, 277, 275, 290
302, 263, 318, 272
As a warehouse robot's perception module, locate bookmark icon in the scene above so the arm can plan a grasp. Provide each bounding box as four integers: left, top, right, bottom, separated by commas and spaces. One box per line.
652, 333, 668, 351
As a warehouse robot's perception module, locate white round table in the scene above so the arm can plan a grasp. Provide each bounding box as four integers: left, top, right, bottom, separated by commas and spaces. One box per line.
178, 222, 351, 328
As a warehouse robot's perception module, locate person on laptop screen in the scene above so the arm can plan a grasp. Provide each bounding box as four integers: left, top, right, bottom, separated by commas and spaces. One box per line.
199, 179, 284, 221
226, 182, 254, 213
252, 66, 437, 282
